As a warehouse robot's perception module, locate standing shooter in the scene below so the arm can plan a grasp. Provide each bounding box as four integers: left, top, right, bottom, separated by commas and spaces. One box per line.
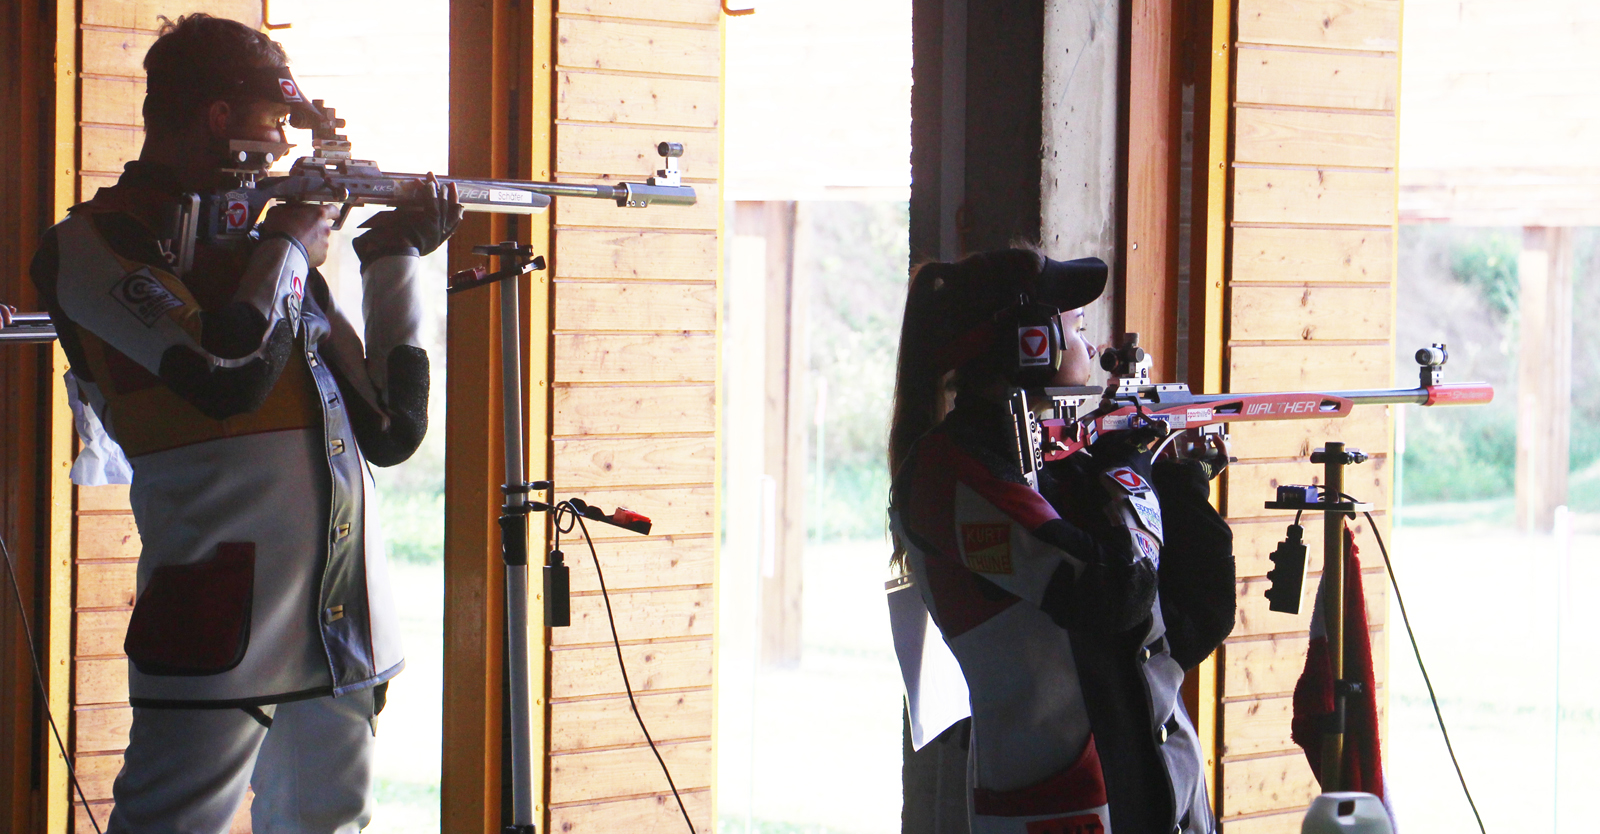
31, 15, 461, 833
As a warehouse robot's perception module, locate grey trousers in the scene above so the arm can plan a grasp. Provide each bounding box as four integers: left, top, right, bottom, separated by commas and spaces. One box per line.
107, 688, 379, 834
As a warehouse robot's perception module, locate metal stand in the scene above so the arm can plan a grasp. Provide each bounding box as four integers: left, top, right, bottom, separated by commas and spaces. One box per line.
1263, 440, 1373, 792
449, 242, 548, 834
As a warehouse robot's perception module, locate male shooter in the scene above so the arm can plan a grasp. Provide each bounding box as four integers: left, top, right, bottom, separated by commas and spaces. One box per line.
31, 15, 461, 832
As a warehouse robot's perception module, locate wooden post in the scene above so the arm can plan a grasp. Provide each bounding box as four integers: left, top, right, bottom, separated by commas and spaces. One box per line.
760, 201, 805, 667
1118, 0, 1184, 381
445, 0, 550, 830
0, 1, 77, 830
1515, 226, 1573, 532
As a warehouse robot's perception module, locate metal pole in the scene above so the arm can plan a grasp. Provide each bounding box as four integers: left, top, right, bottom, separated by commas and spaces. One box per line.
1320, 442, 1346, 792
500, 269, 536, 833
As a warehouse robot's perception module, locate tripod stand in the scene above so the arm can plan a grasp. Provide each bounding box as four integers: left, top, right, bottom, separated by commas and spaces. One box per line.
448, 241, 548, 833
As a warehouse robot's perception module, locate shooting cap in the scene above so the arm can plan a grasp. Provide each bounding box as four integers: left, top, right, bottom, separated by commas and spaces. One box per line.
1035, 256, 1109, 312
232, 65, 326, 125
928, 252, 1109, 376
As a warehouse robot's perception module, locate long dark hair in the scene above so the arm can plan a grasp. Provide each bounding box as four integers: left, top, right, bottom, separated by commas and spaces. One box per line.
887, 248, 1045, 476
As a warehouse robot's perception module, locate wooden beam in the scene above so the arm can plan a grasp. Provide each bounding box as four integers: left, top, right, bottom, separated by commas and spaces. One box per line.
759, 201, 804, 666
445, 0, 553, 829
1514, 226, 1573, 531
1119, 0, 1183, 380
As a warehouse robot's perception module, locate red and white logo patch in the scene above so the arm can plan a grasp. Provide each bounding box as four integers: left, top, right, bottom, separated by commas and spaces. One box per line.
1105, 466, 1151, 495
278, 77, 303, 102
225, 200, 250, 231
1017, 326, 1051, 367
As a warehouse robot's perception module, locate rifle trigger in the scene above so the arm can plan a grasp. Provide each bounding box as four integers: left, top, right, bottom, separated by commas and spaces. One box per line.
332, 201, 355, 231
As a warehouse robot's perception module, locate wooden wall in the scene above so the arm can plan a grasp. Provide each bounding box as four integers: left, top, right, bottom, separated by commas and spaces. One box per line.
543, 1, 721, 833
65, 4, 264, 831
1213, 0, 1399, 830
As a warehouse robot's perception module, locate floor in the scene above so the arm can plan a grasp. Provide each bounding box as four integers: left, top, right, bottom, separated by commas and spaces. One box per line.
363, 512, 1600, 834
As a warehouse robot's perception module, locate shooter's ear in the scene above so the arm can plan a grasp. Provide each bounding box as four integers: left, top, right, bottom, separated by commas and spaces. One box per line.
205, 100, 233, 140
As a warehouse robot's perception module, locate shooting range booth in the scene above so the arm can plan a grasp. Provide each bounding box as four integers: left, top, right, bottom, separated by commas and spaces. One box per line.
0, 1, 1402, 833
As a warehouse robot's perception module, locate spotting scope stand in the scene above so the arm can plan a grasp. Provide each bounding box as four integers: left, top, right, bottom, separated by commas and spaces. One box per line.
449, 242, 653, 834
1263, 442, 1373, 792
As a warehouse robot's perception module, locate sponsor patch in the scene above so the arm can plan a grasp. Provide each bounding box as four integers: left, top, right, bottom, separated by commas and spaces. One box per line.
1017, 326, 1051, 367
1024, 813, 1106, 834
960, 523, 1013, 574
1187, 406, 1214, 424
1128, 492, 1164, 541
279, 77, 304, 102
110, 268, 184, 327
1101, 414, 1131, 431
225, 200, 250, 231
1104, 466, 1152, 495
1130, 528, 1161, 566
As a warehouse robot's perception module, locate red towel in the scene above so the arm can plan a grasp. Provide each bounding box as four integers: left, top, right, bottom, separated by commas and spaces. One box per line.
1290, 523, 1387, 800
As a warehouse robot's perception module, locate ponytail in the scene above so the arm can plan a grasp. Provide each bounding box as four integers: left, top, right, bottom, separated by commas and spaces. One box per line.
888, 262, 953, 476
886, 248, 1044, 476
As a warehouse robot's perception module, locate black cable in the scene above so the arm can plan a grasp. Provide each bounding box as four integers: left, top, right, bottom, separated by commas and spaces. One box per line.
1340, 500, 1487, 834
556, 501, 696, 834
0, 532, 104, 834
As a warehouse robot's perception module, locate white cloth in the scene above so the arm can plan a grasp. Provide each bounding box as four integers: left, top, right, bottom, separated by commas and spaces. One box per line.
107, 690, 379, 834
65, 370, 132, 486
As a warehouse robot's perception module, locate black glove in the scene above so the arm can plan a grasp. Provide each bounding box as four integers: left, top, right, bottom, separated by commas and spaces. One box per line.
352, 174, 465, 268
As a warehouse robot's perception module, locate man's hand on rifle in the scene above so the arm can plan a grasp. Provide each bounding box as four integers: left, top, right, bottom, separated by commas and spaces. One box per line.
261, 203, 339, 268
0, 304, 15, 328
352, 174, 465, 268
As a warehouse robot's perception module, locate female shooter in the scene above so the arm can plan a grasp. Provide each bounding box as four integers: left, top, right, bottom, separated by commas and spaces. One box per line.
888, 249, 1236, 834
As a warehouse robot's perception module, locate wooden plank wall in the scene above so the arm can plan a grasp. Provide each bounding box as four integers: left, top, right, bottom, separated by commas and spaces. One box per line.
69, 4, 263, 831
544, 1, 721, 832
1215, 1, 1399, 830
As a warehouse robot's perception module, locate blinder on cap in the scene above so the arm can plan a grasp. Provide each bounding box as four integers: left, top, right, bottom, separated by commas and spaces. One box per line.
234, 65, 325, 125
1034, 256, 1109, 312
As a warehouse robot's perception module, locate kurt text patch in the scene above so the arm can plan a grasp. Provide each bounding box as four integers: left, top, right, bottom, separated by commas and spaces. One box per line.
110, 268, 184, 327
960, 523, 1013, 574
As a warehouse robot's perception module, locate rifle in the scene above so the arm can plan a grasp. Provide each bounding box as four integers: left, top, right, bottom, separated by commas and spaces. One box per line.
166, 98, 697, 273
1008, 334, 1494, 490
0, 312, 57, 344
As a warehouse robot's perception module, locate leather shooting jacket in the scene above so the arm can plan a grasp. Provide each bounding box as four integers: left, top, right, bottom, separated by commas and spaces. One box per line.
31, 161, 430, 707
889, 396, 1236, 834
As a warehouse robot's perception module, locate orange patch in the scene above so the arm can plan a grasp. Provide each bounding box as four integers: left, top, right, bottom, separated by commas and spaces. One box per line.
961, 523, 1013, 574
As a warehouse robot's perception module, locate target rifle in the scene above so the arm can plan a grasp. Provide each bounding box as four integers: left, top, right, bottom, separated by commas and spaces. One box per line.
1008, 334, 1495, 490
161, 98, 696, 274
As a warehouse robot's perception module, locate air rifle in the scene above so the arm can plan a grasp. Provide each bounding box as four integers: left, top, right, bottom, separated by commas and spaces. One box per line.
1008, 334, 1494, 490
165, 98, 696, 273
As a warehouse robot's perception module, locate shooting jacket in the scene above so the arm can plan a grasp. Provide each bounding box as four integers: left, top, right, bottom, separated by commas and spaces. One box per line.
31, 161, 429, 707
889, 395, 1235, 834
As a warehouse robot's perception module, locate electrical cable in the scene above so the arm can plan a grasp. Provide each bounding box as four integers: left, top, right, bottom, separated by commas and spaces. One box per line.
553, 501, 696, 834
0, 531, 104, 834
1331, 494, 1487, 834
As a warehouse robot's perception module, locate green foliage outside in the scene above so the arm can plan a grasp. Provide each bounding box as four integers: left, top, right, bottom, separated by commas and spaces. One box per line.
803, 202, 909, 542
1448, 232, 1520, 316
1398, 227, 1600, 514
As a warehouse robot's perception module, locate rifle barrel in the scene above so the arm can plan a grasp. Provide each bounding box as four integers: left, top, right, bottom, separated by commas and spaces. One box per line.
1189, 382, 1493, 408
0, 312, 56, 344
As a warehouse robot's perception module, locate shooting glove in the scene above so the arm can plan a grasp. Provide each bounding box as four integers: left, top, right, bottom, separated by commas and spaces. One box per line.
352, 174, 465, 269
